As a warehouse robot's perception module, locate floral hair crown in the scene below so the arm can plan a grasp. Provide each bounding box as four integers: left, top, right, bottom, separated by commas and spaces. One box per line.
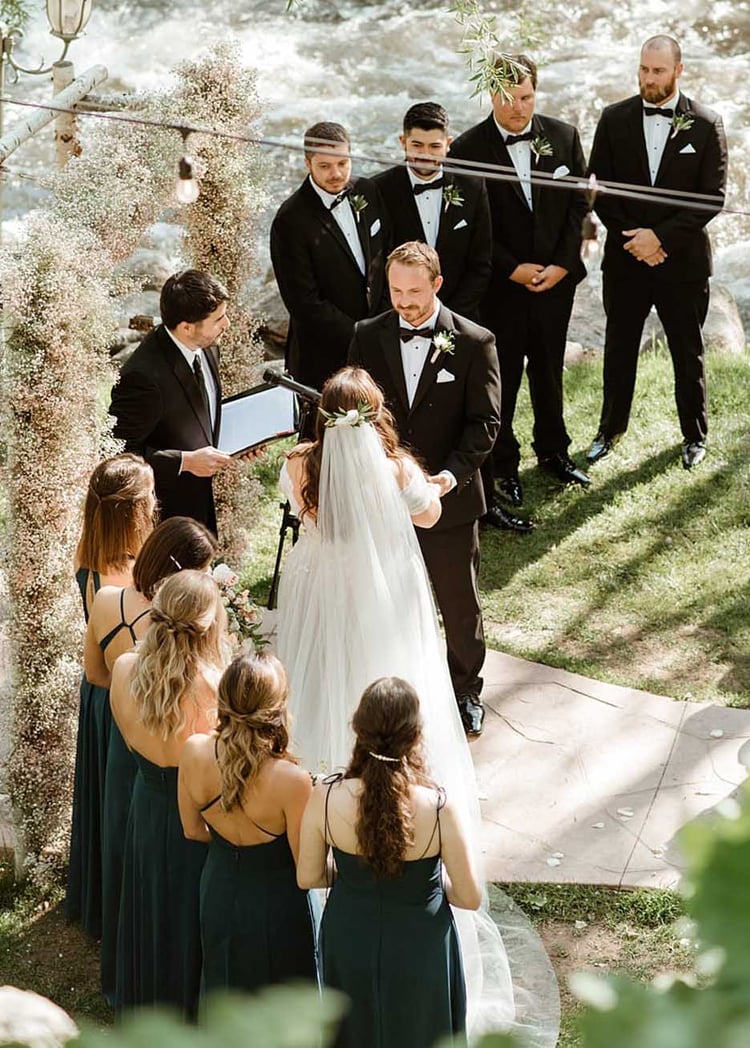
321, 402, 377, 428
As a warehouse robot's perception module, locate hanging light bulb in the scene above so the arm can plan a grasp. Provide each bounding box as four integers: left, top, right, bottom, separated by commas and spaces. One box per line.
175, 129, 200, 204
175, 153, 200, 204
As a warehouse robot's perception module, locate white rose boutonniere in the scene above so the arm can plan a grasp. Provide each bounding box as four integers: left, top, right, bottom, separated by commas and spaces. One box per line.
431, 330, 456, 365
670, 113, 694, 139
442, 183, 464, 213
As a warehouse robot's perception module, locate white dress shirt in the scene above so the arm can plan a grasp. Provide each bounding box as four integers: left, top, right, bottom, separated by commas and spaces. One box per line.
399, 300, 456, 492
309, 176, 367, 275
166, 328, 218, 431
407, 166, 443, 248
495, 116, 533, 210
642, 92, 679, 184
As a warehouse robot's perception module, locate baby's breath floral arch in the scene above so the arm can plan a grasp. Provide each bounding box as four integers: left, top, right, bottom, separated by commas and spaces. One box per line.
1, 43, 266, 875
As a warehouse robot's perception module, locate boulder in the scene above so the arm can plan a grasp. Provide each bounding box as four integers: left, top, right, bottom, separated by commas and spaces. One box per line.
254, 279, 289, 361
568, 268, 606, 352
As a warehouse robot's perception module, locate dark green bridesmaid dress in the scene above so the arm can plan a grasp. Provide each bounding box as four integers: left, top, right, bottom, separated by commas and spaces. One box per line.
115, 751, 207, 1018
99, 590, 151, 1004
198, 794, 316, 996
320, 782, 466, 1048
65, 568, 109, 938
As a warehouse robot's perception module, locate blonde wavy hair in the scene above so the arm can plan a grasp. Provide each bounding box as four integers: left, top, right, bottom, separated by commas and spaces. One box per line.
130, 569, 228, 740
215, 651, 294, 811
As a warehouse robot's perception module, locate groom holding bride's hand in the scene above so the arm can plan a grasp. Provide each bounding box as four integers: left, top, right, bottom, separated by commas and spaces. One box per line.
349, 241, 503, 736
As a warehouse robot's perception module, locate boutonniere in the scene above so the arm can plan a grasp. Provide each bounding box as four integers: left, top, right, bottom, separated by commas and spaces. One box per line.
670, 113, 694, 139
350, 194, 368, 221
530, 135, 553, 164
442, 183, 464, 213
430, 330, 456, 365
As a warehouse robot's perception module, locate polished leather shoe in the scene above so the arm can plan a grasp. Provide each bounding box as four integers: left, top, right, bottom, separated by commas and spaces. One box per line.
480, 505, 534, 532
682, 441, 706, 470
539, 453, 591, 487
497, 475, 523, 506
586, 433, 616, 464
457, 695, 484, 737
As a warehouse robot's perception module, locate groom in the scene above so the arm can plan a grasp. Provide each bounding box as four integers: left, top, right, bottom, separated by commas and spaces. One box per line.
349, 241, 500, 736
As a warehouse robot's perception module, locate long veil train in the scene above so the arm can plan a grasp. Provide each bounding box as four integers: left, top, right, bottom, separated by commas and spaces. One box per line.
277, 422, 560, 1045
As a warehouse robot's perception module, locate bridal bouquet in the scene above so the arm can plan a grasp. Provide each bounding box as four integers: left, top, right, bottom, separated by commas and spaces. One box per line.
212, 563, 268, 650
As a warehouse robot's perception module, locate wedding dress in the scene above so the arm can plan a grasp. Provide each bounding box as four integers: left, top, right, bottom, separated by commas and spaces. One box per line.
276, 420, 559, 1046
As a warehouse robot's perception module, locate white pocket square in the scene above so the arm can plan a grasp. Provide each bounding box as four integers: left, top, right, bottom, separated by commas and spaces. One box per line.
453, 218, 468, 230
370, 217, 381, 236
436, 368, 455, 383
552, 164, 570, 180
679, 143, 696, 154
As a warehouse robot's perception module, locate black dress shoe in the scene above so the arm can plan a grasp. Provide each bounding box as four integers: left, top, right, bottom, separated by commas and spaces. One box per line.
586, 433, 616, 464
479, 505, 534, 532
457, 696, 484, 737
497, 475, 523, 506
539, 453, 591, 487
682, 441, 706, 470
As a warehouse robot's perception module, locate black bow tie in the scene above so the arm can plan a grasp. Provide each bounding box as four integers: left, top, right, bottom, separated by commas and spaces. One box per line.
329, 187, 351, 210
505, 131, 534, 147
413, 178, 445, 196
643, 106, 674, 118
399, 326, 433, 342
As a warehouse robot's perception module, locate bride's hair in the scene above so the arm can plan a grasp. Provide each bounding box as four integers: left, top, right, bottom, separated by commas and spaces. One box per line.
288, 366, 411, 519
131, 570, 228, 739
215, 651, 294, 811
346, 676, 431, 878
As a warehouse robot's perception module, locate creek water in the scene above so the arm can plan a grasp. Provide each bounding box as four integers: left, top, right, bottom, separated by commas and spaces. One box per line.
2, 0, 749, 318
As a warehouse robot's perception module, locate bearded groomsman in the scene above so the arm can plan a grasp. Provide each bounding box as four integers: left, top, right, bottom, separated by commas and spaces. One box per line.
373, 101, 491, 322
586, 36, 727, 470
270, 122, 389, 415
451, 54, 590, 515
350, 241, 501, 737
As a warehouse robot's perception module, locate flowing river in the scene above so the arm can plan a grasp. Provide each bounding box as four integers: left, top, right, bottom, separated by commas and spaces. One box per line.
2, 0, 749, 325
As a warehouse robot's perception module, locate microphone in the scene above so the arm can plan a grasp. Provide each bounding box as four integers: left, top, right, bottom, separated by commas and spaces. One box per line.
263, 369, 321, 405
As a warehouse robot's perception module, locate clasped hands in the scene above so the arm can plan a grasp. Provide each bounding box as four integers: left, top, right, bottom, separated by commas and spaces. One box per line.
622, 227, 667, 267
510, 263, 568, 292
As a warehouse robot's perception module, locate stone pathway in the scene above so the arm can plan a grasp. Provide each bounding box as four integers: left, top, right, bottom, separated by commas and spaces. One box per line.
475, 650, 750, 888
3, 617, 749, 888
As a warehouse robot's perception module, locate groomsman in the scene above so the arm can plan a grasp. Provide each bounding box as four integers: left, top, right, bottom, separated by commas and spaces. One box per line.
350, 241, 501, 737
586, 35, 728, 469
373, 101, 492, 321
270, 121, 389, 409
451, 54, 590, 513
110, 269, 231, 534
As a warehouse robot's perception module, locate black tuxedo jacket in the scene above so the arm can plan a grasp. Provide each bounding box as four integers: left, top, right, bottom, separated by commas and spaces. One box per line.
588, 93, 727, 283
450, 113, 587, 290
270, 175, 389, 392
348, 305, 500, 530
109, 325, 222, 532
372, 166, 492, 321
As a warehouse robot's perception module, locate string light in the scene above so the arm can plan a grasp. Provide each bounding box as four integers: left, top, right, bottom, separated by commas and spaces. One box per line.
174, 128, 200, 205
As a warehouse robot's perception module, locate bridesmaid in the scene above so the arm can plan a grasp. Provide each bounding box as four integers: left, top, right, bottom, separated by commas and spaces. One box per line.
66, 453, 155, 937
84, 517, 218, 1005
297, 677, 481, 1048
110, 570, 229, 1017
178, 651, 316, 997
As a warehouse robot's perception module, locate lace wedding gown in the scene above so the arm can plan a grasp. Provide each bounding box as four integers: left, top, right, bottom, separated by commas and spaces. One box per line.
276, 421, 559, 1046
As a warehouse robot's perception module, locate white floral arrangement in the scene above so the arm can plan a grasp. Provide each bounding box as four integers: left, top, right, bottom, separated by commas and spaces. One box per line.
431, 329, 456, 365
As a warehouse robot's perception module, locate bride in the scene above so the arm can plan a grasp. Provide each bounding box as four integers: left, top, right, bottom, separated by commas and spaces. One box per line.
276, 366, 559, 1045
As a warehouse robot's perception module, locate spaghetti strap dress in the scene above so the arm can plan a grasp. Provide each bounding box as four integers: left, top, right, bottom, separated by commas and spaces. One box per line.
65, 567, 108, 937
99, 592, 151, 1004
198, 793, 316, 997
319, 781, 466, 1048
115, 750, 207, 1018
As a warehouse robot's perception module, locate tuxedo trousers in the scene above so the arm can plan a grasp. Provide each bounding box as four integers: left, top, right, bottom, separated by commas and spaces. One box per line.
482, 280, 575, 480
598, 270, 709, 443
416, 521, 484, 700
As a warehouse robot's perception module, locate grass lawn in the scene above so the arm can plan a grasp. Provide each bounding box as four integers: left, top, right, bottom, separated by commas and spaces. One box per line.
244, 348, 750, 707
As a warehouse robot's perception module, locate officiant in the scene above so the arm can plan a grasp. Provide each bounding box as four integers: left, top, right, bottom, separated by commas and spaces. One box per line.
109, 269, 232, 535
